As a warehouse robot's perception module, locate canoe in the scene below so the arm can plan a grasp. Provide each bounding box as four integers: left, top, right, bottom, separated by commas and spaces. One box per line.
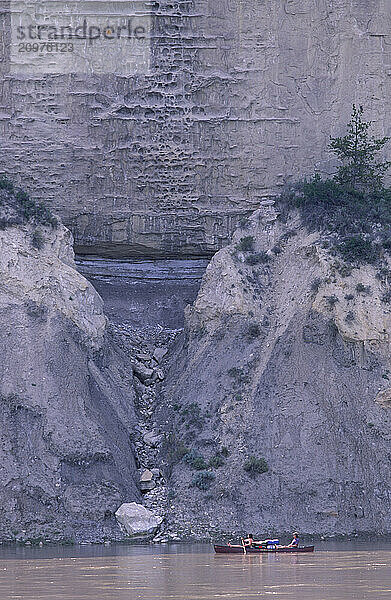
214, 544, 315, 554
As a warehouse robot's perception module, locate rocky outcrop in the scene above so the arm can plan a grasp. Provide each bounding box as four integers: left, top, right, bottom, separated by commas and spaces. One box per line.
0, 225, 106, 348
0, 222, 141, 543
0, 2, 390, 257
158, 205, 391, 538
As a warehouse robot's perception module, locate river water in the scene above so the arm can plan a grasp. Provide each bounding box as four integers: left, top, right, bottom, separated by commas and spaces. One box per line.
1, 542, 391, 600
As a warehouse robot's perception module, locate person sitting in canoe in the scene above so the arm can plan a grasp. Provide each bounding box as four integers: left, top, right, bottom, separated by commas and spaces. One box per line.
286, 532, 299, 547
228, 533, 255, 548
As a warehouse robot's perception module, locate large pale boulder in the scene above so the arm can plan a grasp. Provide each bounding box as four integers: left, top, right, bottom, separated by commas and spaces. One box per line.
115, 503, 163, 538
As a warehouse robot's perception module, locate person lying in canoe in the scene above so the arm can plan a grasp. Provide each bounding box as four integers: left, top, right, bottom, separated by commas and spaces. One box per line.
228, 535, 278, 548
258, 538, 280, 548
228, 534, 256, 548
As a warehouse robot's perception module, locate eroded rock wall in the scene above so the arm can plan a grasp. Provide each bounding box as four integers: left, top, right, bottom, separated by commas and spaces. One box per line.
0, 223, 140, 543
157, 205, 391, 538
0, 1, 390, 257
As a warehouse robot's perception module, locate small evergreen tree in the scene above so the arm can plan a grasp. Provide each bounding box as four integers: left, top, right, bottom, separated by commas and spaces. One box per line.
329, 104, 391, 190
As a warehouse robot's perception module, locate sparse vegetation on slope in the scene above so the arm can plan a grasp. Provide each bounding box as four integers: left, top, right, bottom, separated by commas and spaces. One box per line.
191, 471, 215, 491
243, 456, 269, 477
279, 105, 391, 267
0, 176, 58, 230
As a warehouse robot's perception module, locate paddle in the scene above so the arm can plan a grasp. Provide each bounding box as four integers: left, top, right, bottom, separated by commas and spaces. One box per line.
241, 537, 247, 555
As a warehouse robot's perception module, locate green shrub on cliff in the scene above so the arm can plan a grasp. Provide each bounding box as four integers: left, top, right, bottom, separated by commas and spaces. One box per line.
228, 367, 249, 385
355, 283, 371, 295
191, 471, 215, 491
244, 455, 269, 477
279, 106, 391, 266
31, 229, 45, 250
246, 251, 269, 265
237, 236, 255, 252
336, 236, 380, 264
180, 402, 204, 429
0, 177, 14, 192
208, 453, 225, 469
246, 322, 261, 339
162, 433, 189, 469
0, 176, 58, 230
183, 450, 208, 470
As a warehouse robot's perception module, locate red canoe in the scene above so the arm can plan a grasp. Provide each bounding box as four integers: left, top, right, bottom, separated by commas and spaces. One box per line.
214, 544, 315, 554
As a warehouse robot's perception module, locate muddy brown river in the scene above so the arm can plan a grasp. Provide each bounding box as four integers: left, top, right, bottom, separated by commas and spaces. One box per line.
1, 542, 391, 599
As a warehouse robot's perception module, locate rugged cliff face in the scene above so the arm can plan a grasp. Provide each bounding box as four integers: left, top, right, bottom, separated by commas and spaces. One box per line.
0, 0, 390, 257
158, 204, 391, 538
3, 189, 391, 542
0, 221, 140, 543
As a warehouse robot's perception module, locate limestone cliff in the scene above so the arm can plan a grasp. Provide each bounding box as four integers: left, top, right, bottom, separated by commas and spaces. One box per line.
0, 221, 140, 543
158, 204, 391, 538
0, 1, 390, 257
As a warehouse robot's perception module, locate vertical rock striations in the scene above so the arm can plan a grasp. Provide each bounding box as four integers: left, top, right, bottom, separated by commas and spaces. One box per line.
0, 1, 390, 257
